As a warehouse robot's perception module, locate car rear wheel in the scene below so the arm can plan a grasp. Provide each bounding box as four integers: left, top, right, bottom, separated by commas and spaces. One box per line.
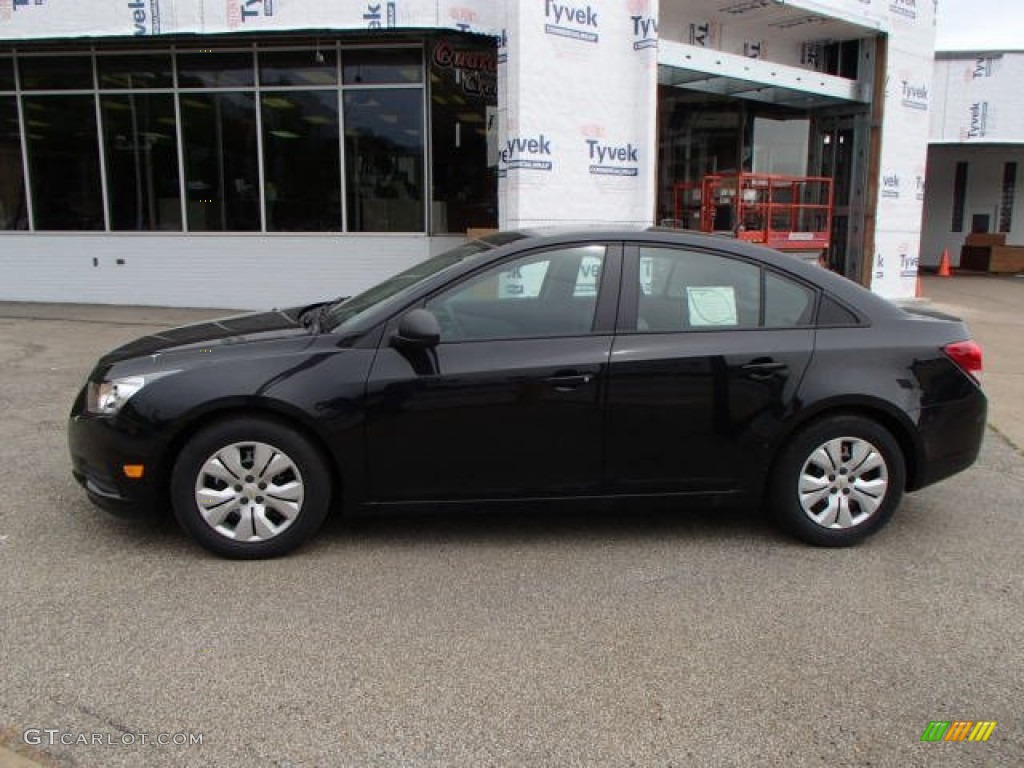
171, 417, 331, 558
772, 415, 905, 546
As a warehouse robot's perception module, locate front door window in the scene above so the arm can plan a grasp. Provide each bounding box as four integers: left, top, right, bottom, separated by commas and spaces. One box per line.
426, 245, 607, 341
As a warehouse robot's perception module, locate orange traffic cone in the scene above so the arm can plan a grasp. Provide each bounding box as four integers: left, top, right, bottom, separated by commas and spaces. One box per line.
938, 249, 952, 277
915, 275, 923, 298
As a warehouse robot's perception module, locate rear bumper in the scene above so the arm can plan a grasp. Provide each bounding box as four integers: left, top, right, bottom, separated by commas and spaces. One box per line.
913, 387, 988, 490
68, 402, 166, 518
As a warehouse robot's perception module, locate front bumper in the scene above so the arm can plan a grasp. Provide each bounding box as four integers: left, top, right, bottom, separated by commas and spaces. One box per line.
68, 397, 167, 517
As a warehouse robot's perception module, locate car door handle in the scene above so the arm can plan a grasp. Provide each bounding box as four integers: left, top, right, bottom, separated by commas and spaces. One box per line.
546, 373, 594, 391
741, 360, 788, 378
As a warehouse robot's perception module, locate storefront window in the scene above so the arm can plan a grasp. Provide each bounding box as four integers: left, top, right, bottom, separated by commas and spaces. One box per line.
102, 93, 182, 231
0, 96, 27, 229
344, 88, 424, 232
1, 39, 457, 235
429, 35, 498, 234
23, 95, 104, 230
181, 92, 260, 231
259, 49, 337, 87
19, 56, 93, 90
0, 57, 14, 91
177, 51, 254, 89
343, 49, 422, 85
262, 90, 341, 231
98, 54, 174, 89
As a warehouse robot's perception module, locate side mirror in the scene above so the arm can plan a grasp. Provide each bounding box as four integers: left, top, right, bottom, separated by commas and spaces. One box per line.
392, 308, 441, 349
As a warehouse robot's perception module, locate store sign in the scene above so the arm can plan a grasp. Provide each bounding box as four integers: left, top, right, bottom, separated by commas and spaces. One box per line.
543, 0, 599, 44
432, 40, 497, 99
433, 41, 496, 74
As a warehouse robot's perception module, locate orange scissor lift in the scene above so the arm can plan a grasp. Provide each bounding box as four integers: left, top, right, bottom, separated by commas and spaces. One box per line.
672, 173, 834, 264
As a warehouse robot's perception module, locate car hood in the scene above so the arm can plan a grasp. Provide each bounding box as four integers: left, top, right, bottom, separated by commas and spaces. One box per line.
98, 307, 316, 367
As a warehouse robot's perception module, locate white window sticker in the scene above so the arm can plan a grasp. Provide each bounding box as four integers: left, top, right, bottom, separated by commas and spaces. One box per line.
687, 286, 738, 327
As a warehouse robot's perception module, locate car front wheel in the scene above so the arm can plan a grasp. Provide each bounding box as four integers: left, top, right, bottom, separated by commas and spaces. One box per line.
772, 415, 906, 546
171, 417, 331, 558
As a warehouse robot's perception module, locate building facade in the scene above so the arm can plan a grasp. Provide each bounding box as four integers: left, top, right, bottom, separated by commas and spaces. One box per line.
0, 1, 935, 308
922, 49, 1024, 267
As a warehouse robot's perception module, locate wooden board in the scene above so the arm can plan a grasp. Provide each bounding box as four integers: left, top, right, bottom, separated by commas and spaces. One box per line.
989, 246, 1024, 274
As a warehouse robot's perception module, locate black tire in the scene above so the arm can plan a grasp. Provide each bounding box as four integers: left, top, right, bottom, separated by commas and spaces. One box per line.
771, 415, 906, 547
171, 416, 331, 558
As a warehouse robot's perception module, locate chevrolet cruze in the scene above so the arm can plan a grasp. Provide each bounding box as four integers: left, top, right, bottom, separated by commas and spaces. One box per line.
69, 229, 987, 558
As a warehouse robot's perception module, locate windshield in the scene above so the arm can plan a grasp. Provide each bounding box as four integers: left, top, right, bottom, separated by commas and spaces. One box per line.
322, 240, 496, 333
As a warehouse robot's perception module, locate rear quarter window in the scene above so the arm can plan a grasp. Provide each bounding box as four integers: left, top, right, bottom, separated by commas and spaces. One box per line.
764, 271, 816, 327
817, 294, 861, 326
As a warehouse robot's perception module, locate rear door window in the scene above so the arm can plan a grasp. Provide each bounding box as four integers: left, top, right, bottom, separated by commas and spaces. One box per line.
635, 246, 760, 332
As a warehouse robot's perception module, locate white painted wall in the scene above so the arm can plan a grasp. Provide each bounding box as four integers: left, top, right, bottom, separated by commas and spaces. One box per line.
920, 145, 1024, 267
0, 234, 456, 309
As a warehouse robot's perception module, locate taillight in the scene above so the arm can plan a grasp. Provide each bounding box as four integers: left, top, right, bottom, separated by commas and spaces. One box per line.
943, 340, 983, 382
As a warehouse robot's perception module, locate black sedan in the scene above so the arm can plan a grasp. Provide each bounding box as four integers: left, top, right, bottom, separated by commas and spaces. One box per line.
69, 229, 986, 557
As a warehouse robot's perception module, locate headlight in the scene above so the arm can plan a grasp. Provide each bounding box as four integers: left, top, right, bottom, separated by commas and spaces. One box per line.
86, 372, 176, 416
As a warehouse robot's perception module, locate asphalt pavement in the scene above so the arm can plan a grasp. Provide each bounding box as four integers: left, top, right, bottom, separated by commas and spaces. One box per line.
0, 282, 1021, 768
